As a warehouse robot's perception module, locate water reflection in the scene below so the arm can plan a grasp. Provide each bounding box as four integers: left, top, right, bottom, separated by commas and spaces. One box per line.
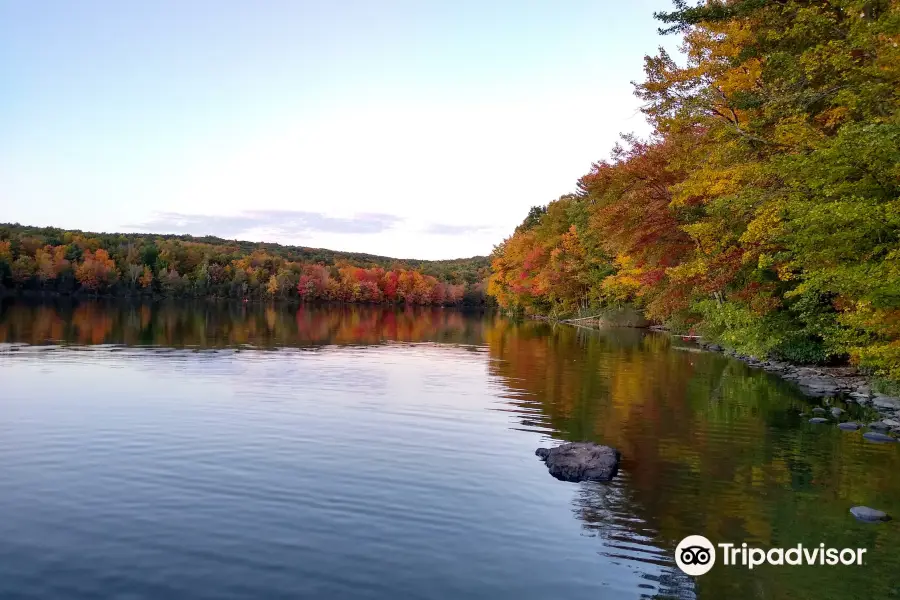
485, 320, 900, 600
1, 300, 899, 600
0, 299, 486, 348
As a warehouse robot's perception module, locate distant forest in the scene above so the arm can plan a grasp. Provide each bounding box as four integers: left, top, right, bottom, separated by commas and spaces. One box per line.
0, 223, 493, 306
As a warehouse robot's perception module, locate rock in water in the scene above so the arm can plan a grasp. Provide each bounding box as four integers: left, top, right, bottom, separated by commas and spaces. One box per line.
863, 432, 898, 443
850, 506, 891, 523
873, 395, 900, 410
837, 422, 860, 431
812, 407, 827, 414
808, 417, 829, 424
535, 442, 620, 482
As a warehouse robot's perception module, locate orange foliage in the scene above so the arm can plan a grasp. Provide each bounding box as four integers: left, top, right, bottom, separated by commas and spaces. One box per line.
74, 249, 117, 291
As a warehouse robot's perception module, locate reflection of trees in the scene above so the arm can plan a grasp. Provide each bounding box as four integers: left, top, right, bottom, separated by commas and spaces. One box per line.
486, 320, 900, 600
0, 300, 485, 348
3, 300, 899, 598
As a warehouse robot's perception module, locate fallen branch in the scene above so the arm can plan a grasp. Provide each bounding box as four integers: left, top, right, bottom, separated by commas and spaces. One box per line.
563, 314, 605, 322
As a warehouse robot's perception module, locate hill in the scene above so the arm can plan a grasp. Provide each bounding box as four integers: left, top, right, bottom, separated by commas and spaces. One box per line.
0, 223, 492, 305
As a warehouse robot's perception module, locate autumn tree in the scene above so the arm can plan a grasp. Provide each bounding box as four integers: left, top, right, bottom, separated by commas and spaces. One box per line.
487, 0, 900, 378
11, 255, 37, 287
34, 246, 70, 286
139, 266, 154, 289
75, 249, 117, 292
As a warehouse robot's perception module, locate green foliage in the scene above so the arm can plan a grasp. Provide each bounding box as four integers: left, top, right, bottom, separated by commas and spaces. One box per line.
515, 206, 548, 233
871, 377, 900, 397
663, 310, 699, 336
653, 0, 768, 34
770, 335, 831, 366
695, 300, 780, 359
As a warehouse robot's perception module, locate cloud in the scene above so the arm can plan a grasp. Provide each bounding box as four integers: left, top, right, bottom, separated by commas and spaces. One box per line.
128, 210, 402, 237
424, 223, 495, 235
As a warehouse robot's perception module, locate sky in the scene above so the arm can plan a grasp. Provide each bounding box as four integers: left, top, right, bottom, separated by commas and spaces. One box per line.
1, 0, 678, 260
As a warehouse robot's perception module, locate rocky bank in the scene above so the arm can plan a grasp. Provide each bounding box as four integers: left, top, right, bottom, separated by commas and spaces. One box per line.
696, 341, 900, 438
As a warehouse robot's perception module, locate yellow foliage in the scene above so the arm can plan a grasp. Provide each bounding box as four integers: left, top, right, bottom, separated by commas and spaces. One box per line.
671, 163, 757, 208
777, 263, 798, 282
666, 258, 708, 283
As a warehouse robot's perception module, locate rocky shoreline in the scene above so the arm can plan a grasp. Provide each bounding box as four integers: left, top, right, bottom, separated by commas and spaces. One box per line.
541, 317, 899, 440
695, 340, 900, 440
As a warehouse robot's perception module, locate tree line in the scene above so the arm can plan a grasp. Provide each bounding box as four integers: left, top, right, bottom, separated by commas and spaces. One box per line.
0, 224, 493, 306
488, 0, 900, 378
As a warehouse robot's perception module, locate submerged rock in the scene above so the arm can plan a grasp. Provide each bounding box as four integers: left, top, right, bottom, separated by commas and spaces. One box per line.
808, 417, 829, 424
869, 421, 892, 431
796, 376, 840, 396
812, 407, 826, 414
850, 506, 891, 523
535, 442, 620, 483
838, 422, 860, 431
862, 432, 898, 443
831, 407, 844, 417
873, 395, 900, 411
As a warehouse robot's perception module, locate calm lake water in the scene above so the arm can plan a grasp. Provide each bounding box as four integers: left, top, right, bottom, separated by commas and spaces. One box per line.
1, 300, 899, 600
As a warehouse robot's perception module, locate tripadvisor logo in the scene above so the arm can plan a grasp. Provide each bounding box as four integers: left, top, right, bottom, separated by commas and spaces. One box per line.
675, 535, 867, 576
676, 535, 716, 576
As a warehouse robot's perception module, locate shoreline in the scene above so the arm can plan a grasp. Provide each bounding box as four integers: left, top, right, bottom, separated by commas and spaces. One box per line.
0, 290, 493, 310
538, 315, 900, 434
695, 340, 900, 437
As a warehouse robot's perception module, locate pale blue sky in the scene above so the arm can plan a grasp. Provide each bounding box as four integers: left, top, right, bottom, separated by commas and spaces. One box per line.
1, 0, 677, 259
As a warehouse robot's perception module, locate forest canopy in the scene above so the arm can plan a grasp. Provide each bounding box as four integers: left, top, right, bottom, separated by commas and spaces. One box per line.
0, 223, 492, 307
487, 0, 900, 378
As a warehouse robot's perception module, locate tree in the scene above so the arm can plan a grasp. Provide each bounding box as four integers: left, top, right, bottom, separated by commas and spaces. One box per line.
11, 255, 36, 287
159, 267, 186, 296
127, 263, 144, 289
139, 266, 154, 289
75, 249, 117, 292
486, 0, 900, 378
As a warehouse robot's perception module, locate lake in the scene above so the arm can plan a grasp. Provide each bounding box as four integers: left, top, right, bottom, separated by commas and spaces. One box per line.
1, 300, 898, 599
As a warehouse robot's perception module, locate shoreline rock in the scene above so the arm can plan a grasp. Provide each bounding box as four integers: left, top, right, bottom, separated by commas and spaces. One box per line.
535, 442, 621, 483
850, 506, 891, 523
863, 432, 898, 443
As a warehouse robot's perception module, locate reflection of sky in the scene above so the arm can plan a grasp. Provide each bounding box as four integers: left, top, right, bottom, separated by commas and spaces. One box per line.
0, 344, 684, 599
